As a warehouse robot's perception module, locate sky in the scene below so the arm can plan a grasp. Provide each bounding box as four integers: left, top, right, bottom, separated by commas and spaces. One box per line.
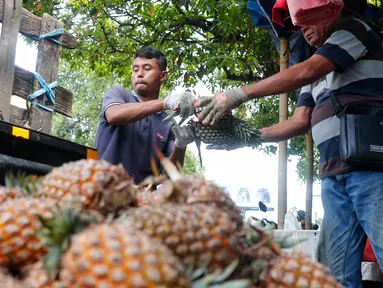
10, 32, 324, 224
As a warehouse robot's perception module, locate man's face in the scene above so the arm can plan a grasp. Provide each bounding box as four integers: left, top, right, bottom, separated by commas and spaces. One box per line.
302, 24, 332, 48
131, 57, 167, 96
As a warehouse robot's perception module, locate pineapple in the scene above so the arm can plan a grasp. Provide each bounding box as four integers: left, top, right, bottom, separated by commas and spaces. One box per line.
0, 186, 24, 205
0, 198, 56, 269
138, 151, 243, 228
38, 159, 137, 215
236, 222, 343, 288
260, 253, 343, 288
0, 269, 24, 288
38, 215, 191, 288
165, 107, 263, 148
0, 171, 43, 205
121, 203, 242, 273
190, 107, 263, 148
165, 104, 263, 166
21, 261, 63, 288
33, 206, 250, 288
4, 171, 43, 196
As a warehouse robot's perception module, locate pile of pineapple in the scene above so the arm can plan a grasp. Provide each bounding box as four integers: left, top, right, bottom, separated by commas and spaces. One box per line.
0, 153, 343, 288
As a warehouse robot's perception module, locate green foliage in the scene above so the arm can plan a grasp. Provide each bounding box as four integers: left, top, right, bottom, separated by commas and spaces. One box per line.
52, 63, 118, 147
25, 0, 320, 182
183, 149, 205, 176
26, 0, 280, 90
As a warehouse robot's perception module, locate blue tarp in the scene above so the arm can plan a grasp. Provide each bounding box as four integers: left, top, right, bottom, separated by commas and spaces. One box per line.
247, 0, 311, 71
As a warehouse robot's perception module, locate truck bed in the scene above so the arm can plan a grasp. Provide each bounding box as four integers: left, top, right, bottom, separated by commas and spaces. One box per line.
0, 120, 97, 185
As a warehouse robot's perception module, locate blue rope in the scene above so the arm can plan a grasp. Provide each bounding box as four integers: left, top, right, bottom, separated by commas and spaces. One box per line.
27, 72, 57, 113
39, 28, 64, 46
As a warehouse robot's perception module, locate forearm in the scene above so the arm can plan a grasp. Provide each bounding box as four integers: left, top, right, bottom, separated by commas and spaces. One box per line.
169, 146, 186, 167
260, 119, 310, 142
242, 62, 315, 100
107, 99, 164, 125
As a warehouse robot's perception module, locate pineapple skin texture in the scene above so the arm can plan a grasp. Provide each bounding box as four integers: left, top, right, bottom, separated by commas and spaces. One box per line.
263, 254, 343, 288
38, 159, 137, 215
0, 198, 56, 268
0, 187, 24, 205
137, 175, 243, 229
123, 203, 242, 273
58, 223, 190, 288
0, 269, 25, 288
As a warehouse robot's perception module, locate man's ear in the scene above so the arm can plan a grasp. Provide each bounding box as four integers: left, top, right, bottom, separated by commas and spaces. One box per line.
160, 70, 168, 83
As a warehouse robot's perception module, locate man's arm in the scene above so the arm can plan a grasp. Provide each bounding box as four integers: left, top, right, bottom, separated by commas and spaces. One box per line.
242, 54, 336, 100
260, 106, 313, 142
195, 55, 335, 125
106, 100, 163, 125
105, 89, 196, 125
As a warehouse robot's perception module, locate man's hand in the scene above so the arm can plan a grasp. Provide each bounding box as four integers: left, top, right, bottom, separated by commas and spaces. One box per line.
172, 125, 196, 149
195, 87, 248, 126
164, 91, 196, 118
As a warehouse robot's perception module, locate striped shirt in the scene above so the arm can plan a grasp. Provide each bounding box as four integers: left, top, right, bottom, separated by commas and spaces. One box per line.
297, 18, 383, 179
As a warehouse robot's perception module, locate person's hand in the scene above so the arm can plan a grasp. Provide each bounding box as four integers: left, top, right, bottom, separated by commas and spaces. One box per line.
164, 91, 196, 118
194, 87, 248, 126
172, 125, 196, 149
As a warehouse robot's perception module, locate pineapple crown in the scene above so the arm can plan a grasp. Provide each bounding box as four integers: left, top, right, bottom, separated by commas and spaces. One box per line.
236, 220, 308, 285
37, 204, 104, 279
190, 259, 251, 288
4, 170, 43, 196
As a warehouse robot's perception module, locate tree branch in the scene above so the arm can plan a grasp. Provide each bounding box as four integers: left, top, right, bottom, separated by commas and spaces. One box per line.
222, 66, 261, 82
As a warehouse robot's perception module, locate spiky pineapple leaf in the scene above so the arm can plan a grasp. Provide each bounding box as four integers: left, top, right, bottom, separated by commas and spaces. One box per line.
4, 170, 42, 195
37, 204, 103, 279
191, 259, 251, 288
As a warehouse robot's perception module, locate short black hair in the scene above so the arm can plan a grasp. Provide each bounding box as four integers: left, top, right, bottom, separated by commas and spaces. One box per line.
134, 46, 167, 71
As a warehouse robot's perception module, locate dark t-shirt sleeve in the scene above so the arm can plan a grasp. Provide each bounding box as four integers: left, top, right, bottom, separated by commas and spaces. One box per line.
101, 86, 126, 121
315, 19, 381, 72
297, 85, 315, 107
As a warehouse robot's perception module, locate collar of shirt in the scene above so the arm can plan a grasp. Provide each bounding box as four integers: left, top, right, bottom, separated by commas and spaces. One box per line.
131, 90, 163, 116
131, 90, 144, 102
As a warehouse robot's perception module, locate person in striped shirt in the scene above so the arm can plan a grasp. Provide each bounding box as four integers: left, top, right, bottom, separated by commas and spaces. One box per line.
193, 9, 383, 288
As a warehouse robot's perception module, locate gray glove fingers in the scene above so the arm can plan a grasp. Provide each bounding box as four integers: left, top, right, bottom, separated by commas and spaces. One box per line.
179, 103, 193, 119
197, 101, 215, 124
202, 105, 219, 126
172, 125, 181, 138
196, 96, 214, 108
211, 109, 224, 126
186, 125, 196, 138
188, 104, 195, 118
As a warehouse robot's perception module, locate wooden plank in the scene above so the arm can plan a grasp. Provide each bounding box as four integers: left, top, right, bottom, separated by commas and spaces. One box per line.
29, 13, 64, 133
13, 66, 73, 117
9, 104, 27, 126
0, 0, 77, 49
0, 0, 22, 122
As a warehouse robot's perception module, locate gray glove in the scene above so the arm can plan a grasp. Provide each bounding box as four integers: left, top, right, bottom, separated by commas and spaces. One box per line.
164, 91, 196, 119
172, 125, 196, 149
195, 87, 248, 126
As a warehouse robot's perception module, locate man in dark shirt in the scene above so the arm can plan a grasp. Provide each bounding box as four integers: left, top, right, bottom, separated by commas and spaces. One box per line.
94, 46, 196, 183
185, 9, 383, 288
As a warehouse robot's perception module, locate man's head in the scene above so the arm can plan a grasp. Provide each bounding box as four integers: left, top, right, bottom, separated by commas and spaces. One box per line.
301, 2, 359, 48
301, 24, 334, 48
131, 46, 168, 98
